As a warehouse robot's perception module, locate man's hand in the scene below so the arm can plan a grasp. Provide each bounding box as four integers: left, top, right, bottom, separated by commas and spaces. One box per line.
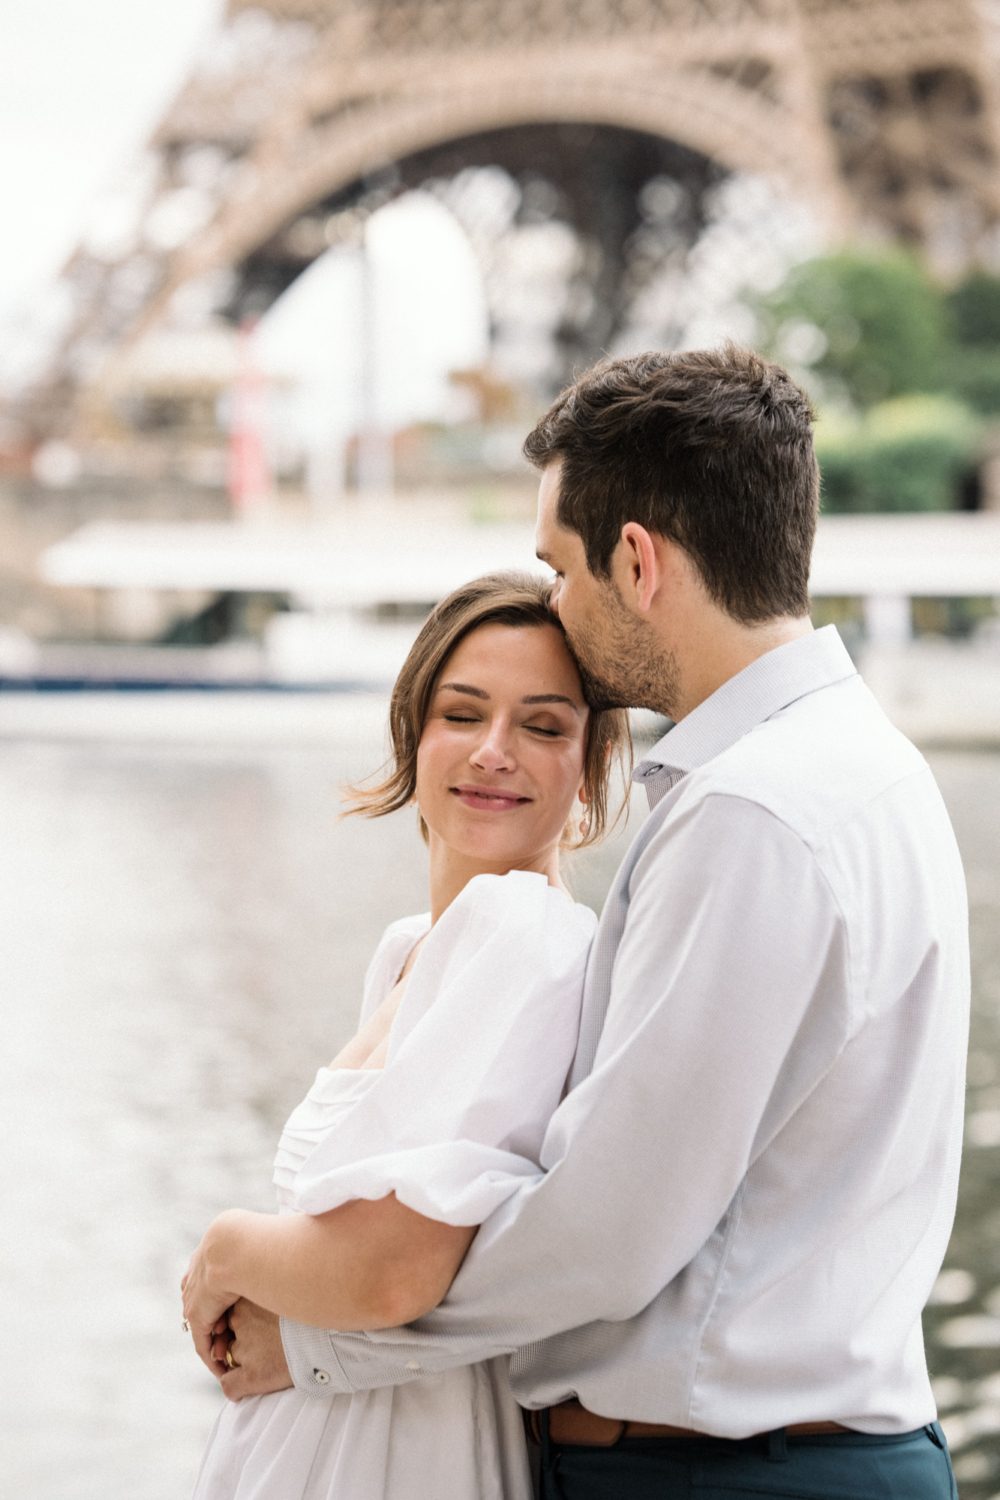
215, 1298, 294, 1402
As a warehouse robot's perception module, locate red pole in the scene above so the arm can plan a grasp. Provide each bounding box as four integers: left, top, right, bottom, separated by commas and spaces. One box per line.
227, 319, 273, 517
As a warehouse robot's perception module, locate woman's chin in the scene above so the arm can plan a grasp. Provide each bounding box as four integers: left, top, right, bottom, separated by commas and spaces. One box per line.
434, 821, 553, 870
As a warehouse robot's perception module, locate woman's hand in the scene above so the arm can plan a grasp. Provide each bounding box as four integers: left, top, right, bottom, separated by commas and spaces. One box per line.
181, 1210, 251, 1374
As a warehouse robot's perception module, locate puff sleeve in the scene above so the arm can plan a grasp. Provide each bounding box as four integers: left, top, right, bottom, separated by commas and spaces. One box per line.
292, 870, 595, 1226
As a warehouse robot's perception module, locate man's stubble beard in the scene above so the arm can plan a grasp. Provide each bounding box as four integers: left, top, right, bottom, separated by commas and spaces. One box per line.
562, 578, 680, 718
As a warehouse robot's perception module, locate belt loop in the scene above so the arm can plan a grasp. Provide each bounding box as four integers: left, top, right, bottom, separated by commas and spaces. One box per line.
538, 1408, 572, 1500
540, 1407, 553, 1469
767, 1427, 789, 1463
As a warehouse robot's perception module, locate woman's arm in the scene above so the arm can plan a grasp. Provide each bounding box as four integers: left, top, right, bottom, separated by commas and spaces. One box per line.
182, 1194, 476, 1374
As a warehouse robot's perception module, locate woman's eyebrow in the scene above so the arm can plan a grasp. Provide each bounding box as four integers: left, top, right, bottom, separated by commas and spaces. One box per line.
437, 682, 489, 699
438, 684, 580, 710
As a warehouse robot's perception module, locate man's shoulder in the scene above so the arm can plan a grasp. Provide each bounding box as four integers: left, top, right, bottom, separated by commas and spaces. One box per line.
681, 674, 932, 849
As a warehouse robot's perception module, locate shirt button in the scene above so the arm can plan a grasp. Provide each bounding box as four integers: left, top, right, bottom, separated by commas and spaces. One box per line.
405, 1361, 421, 1371
313, 1369, 331, 1385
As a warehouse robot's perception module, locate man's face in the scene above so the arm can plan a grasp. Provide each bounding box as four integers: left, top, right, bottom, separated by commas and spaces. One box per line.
535, 461, 677, 715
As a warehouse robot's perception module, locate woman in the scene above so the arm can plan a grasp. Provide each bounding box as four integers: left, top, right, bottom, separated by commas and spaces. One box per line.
183, 572, 630, 1500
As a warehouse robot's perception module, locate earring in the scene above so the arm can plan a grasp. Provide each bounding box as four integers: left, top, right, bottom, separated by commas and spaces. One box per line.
579, 810, 591, 838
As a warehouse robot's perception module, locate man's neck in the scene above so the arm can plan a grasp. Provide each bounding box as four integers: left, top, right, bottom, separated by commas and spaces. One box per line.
668, 615, 814, 722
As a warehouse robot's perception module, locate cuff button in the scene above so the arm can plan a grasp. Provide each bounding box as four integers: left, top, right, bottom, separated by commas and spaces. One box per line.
313, 1369, 331, 1385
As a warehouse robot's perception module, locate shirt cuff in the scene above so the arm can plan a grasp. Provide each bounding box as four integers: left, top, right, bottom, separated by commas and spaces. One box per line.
279, 1318, 352, 1398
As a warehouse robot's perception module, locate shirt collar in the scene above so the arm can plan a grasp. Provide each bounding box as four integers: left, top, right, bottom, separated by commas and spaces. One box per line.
633, 626, 857, 800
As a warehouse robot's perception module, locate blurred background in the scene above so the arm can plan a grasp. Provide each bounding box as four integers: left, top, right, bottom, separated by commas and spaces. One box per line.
4, 1, 1000, 1496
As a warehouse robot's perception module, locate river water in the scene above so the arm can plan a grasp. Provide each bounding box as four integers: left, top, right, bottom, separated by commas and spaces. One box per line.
1, 707, 998, 1498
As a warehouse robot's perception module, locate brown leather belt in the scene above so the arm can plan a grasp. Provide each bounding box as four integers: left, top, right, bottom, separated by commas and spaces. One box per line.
531, 1399, 850, 1448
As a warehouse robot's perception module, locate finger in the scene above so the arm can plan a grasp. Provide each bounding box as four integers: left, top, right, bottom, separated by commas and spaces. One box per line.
220, 1368, 248, 1402
212, 1314, 230, 1337
193, 1323, 226, 1376
198, 1343, 228, 1381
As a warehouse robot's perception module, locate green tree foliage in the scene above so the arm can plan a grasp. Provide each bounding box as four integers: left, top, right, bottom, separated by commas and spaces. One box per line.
757, 251, 1000, 511
947, 271, 1000, 345
940, 272, 1000, 414
760, 251, 947, 409
814, 397, 979, 514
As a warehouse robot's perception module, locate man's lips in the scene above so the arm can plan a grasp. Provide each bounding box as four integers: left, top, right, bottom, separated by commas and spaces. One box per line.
450, 784, 531, 811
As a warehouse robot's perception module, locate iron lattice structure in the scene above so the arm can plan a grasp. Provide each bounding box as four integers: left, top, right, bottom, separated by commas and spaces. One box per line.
26, 0, 1000, 435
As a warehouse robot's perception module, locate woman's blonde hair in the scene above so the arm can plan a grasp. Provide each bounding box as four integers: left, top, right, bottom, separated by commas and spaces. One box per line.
343, 571, 631, 848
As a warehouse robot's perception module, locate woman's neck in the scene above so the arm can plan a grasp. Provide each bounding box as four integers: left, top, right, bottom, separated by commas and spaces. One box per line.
427, 837, 564, 924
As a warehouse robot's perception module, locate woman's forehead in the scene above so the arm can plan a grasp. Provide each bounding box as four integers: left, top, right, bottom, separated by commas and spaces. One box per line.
439, 622, 583, 698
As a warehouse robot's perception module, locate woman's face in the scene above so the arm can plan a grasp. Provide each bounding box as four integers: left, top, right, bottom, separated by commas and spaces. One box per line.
415, 622, 590, 868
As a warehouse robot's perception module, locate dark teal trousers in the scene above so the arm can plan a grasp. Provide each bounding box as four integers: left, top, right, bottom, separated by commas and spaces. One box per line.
537, 1421, 958, 1499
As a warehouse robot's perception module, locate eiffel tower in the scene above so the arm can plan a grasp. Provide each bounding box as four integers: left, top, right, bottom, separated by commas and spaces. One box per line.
24, 0, 1000, 440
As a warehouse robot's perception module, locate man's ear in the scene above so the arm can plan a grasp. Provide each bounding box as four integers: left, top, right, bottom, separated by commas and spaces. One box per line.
615, 523, 661, 614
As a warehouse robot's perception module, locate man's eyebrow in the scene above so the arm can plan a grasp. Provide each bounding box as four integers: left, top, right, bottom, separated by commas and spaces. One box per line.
436, 682, 489, 699
535, 548, 552, 563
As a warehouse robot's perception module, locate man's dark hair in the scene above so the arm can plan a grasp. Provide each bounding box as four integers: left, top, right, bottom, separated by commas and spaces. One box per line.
523, 344, 818, 623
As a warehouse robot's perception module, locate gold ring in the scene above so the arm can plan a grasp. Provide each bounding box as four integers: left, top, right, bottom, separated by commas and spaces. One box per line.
182, 1319, 190, 1334
225, 1346, 237, 1370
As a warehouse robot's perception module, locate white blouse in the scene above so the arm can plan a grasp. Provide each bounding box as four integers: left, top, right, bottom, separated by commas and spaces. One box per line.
192, 870, 595, 1500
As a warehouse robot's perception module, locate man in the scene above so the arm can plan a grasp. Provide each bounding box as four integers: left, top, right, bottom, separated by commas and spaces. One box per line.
219, 346, 968, 1498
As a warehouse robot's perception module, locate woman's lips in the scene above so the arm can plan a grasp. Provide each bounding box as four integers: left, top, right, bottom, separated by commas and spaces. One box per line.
450, 785, 531, 811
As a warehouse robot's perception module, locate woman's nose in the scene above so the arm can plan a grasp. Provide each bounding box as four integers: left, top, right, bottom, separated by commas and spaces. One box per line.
471, 720, 516, 772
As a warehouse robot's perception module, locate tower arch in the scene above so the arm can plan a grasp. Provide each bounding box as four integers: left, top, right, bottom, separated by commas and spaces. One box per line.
17, 0, 1000, 436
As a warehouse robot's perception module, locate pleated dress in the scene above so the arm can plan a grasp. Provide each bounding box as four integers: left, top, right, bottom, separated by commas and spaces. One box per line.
192, 869, 596, 1500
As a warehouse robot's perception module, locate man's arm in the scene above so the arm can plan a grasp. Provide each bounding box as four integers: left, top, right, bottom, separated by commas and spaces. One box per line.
278, 794, 848, 1397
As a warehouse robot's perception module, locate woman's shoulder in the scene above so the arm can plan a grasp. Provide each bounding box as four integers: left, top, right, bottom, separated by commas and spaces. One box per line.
369, 912, 432, 979
385, 871, 595, 1070
367, 911, 432, 977
463, 868, 595, 915
449, 869, 597, 945
379, 910, 433, 946
360, 911, 432, 1019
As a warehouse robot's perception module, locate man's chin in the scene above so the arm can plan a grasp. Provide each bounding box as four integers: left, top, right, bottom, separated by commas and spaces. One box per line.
562, 614, 674, 715
576, 662, 644, 714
